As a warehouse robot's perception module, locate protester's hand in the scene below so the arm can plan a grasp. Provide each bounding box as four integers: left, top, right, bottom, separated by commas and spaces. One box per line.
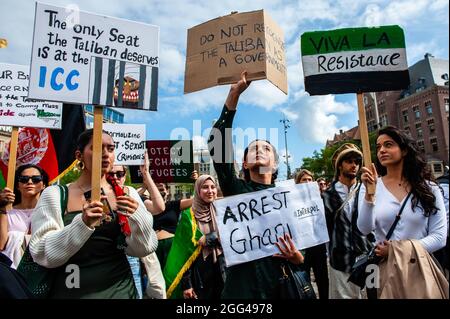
191, 170, 199, 181
361, 163, 378, 202
198, 235, 206, 247
116, 195, 139, 217
225, 70, 251, 111
0, 187, 15, 208
230, 70, 251, 95
140, 152, 150, 177
183, 288, 197, 299
82, 198, 105, 228
375, 240, 390, 258
273, 234, 304, 265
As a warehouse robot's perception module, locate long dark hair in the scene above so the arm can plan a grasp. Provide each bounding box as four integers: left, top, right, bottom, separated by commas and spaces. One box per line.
14, 164, 49, 205
242, 139, 279, 183
76, 129, 113, 153
376, 126, 438, 216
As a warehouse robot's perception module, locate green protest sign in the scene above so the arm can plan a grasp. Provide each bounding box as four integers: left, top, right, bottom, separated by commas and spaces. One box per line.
301, 25, 410, 95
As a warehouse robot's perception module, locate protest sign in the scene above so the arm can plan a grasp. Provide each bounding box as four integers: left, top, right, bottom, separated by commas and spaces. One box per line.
130, 140, 194, 183
28, 3, 159, 110
301, 25, 410, 95
184, 10, 287, 94
0, 63, 62, 128
103, 123, 146, 166
301, 25, 410, 194
214, 182, 329, 267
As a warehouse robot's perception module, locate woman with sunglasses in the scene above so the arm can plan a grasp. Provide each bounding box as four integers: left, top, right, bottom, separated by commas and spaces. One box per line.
0, 164, 49, 268
109, 161, 166, 299
28, 129, 157, 299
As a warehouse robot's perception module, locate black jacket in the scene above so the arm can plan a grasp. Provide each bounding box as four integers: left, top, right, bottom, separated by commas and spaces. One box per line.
323, 181, 374, 273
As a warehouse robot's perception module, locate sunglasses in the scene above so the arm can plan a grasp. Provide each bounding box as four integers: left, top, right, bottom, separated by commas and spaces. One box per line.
18, 175, 43, 184
108, 171, 126, 178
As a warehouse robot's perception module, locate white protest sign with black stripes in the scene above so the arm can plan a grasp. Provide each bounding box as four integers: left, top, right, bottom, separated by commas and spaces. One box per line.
28, 3, 159, 110
213, 182, 329, 267
301, 25, 410, 95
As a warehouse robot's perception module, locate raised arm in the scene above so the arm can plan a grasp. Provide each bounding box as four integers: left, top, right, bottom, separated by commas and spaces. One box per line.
140, 152, 165, 214
208, 71, 250, 196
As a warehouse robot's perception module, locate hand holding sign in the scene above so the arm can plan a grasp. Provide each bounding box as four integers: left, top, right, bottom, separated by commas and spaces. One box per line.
226, 70, 251, 110
273, 233, 304, 265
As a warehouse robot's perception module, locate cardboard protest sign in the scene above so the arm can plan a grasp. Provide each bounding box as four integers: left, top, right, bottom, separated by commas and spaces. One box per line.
103, 123, 146, 166
28, 3, 159, 110
130, 140, 194, 183
214, 182, 329, 267
185, 10, 287, 94
0, 63, 62, 129
301, 25, 410, 95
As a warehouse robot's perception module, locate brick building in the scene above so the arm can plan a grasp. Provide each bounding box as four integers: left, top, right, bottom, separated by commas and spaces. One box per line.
363, 53, 449, 176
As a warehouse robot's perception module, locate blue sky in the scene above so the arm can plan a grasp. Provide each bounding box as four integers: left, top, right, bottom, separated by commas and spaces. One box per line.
1, 0, 448, 179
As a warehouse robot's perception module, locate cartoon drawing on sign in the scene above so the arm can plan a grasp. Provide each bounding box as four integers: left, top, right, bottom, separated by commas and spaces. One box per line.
114, 76, 139, 108
89, 58, 158, 110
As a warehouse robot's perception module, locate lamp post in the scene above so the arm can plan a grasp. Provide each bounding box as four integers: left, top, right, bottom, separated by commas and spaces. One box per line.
280, 117, 291, 179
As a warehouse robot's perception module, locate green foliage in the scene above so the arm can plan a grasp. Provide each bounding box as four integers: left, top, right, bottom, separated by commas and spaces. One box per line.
57, 166, 81, 185
300, 132, 378, 181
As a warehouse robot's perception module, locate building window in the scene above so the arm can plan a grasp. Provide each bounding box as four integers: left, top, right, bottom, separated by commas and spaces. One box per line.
433, 163, 443, 173
417, 140, 425, 152
430, 137, 438, 152
367, 120, 376, 132
415, 123, 423, 138
402, 109, 409, 123
425, 101, 433, 115
445, 98, 449, 113
413, 105, 421, 119
379, 105, 385, 114
427, 118, 435, 133
380, 114, 388, 127
404, 126, 410, 135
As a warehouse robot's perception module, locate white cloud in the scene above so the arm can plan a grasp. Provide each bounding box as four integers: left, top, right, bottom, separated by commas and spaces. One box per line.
286, 94, 355, 144
192, 135, 208, 150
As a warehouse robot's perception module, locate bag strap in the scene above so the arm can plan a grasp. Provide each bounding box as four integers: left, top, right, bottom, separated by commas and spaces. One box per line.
57, 185, 69, 218
385, 192, 412, 240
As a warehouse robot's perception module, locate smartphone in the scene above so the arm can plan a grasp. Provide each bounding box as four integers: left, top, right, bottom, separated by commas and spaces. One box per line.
83, 188, 113, 222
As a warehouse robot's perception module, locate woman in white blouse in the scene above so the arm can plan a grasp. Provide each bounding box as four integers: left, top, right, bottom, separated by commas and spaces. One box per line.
358, 126, 446, 259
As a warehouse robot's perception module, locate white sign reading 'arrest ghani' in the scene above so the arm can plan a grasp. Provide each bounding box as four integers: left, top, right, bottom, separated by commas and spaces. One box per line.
28, 3, 159, 110
214, 182, 329, 267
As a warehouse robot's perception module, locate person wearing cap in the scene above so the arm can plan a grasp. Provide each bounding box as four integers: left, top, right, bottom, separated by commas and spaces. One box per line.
294, 169, 329, 300
322, 143, 374, 299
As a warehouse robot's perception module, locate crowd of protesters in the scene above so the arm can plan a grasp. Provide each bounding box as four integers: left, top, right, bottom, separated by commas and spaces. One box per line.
0, 72, 448, 299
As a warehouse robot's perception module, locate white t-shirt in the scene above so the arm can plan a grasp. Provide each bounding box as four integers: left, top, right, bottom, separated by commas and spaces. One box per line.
357, 178, 447, 253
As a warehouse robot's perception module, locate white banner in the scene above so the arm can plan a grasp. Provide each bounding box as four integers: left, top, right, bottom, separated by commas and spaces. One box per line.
103, 123, 146, 166
29, 3, 159, 110
0, 63, 62, 129
214, 182, 329, 267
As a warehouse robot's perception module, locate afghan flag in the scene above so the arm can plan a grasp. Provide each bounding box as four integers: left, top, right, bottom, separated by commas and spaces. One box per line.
301, 25, 410, 95
0, 104, 85, 187
163, 207, 203, 299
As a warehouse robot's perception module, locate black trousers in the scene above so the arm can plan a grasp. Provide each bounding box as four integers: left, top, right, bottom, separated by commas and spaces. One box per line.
303, 243, 329, 299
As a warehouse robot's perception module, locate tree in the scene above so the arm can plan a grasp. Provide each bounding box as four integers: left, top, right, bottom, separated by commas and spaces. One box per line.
300, 132, 378, 181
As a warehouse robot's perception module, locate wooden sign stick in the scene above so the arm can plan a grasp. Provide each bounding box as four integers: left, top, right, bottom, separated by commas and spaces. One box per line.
357, 93, 375, 195
91, 106, 104, 202
5, 126, 19, 211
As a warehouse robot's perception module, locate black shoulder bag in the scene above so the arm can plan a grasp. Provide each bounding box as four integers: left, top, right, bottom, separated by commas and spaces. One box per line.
348, 192, 412, 289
